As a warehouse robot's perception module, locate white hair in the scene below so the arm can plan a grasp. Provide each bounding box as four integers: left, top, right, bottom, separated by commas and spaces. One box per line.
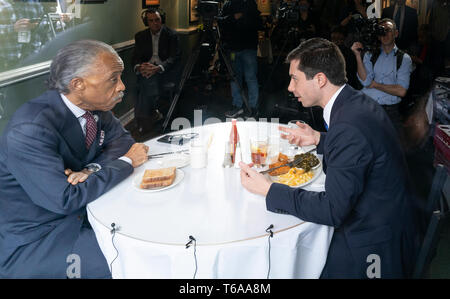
47, 40, 120, 94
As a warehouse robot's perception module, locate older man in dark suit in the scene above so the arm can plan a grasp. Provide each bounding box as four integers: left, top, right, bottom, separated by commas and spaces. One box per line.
132, 8, 181, 133
381, 0, 418, 51
0, 40, 149, 278
239, 38, 420, 278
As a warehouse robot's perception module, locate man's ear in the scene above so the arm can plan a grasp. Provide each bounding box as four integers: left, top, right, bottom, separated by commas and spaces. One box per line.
69, 77, 85, 93
315, 72, 327, 89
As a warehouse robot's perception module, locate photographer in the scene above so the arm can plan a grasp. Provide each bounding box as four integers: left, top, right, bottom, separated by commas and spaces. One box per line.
220, 0, 262, 118
0, 0, 49, 71
351, 18, 412, 143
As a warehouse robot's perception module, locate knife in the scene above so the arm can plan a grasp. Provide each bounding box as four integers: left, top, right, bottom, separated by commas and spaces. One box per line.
259, 148, 316, 175
148, 149, 189, 159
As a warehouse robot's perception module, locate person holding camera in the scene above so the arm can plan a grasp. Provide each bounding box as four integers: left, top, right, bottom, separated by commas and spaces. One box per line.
351, 18, 412, 144
132, 8, 181, 134
0, 0, 49, 71
221, 0, 262, 118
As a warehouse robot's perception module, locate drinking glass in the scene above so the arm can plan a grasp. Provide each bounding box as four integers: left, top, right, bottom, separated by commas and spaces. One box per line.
287, 120, 305, 155
250, 138, 268, 168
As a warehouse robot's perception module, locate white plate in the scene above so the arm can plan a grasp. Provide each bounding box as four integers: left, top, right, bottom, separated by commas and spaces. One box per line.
133, 169, 184, 192
268, 160, 322, 188
156, 153, 190, 168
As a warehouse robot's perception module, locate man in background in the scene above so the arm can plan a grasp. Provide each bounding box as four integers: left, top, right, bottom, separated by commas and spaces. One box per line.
382, 0, 418, 51
221, 0, 262, 118
132, 8, 181, 134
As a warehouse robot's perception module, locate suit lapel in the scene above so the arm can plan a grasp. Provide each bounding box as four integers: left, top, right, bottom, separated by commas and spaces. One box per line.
329, 85, 355, 127
49, 91, 88, 160
146, 28, 154, 57
158, 27, 167, 57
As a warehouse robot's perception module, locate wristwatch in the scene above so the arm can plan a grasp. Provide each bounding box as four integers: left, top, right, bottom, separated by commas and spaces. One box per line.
85, 163, 102, 173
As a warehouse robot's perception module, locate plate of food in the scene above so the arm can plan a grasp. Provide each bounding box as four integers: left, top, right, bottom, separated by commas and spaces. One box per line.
133, 167, 184, 192
267, 152, 322, 188
156, 153, 190, 168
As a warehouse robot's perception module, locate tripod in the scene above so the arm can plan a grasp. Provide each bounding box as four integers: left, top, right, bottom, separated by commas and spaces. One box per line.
162, 21, 252, 133
263, 26, 299, 92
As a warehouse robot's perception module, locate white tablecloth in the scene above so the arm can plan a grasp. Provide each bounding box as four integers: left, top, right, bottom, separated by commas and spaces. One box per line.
87, 121, 333, 278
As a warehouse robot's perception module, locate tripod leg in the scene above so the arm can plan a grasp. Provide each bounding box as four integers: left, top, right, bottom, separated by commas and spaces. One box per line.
217, 43, 252, 115
162, 32, 205, 133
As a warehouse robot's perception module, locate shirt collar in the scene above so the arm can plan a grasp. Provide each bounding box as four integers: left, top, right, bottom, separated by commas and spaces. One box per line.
323, 84, 346, 129
380, 44, 399, 55
151, 27, 162, 37
60, 93, 86, 119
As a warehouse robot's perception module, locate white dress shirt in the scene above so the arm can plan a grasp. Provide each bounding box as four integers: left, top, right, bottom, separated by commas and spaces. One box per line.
322, 84, 346, 129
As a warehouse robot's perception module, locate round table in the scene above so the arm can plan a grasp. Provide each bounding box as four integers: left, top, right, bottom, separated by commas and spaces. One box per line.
87, 121, 333, 278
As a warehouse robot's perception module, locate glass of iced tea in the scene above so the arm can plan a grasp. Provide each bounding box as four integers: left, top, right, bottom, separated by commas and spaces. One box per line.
250, 138, 268, 167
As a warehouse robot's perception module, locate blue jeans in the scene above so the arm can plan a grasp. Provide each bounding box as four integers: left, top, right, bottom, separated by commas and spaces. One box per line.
230, 49, 259, 109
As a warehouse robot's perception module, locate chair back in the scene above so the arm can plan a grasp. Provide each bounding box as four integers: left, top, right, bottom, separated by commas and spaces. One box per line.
412, 164, 449, 278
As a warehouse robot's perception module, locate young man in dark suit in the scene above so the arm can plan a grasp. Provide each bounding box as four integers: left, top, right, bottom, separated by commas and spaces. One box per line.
132, 9, 181, 133
239, 38, 420, 278
0, 40, 149, 278
381, 0, 418, 51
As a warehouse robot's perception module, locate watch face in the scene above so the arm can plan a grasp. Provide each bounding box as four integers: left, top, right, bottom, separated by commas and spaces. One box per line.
87, 163, 101, 172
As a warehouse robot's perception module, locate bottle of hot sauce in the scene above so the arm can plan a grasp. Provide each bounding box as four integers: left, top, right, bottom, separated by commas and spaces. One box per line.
229, 119, 240, 164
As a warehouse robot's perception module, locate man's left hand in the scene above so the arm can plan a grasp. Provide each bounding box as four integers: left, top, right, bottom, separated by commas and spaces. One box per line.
65, 168, 92, 185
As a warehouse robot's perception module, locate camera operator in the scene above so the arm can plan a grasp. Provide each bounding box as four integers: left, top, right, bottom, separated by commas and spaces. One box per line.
339, 0, 368, 47
220, 0, 262, 118
295, 0, 316, 40
351, 18, 412, 144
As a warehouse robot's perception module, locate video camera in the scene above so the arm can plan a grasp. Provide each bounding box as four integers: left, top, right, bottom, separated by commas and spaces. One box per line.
277, 0, 300, 25
349, 15, 386, 52
196, 0, 223, 21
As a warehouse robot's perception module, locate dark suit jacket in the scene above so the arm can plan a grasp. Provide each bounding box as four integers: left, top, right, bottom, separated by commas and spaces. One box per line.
382, 5, 418, 50
266, 85, 420, 278
132, 25, 181, 72
0, 90, 135, 278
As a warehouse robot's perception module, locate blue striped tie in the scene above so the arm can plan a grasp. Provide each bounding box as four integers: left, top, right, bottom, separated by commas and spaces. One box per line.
324, 121, 328, 131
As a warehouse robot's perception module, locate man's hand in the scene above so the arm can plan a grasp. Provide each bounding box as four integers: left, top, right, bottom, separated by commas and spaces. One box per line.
368, 80, 378, 89
139, 63, 161, 78
351, 42, 364, 56
239, 162, 272, 196
234, 12, 243, 20
124, 143, 149, 167
279, 122, 321, 147
14, 19, 37, 32
65, 168, 92, 185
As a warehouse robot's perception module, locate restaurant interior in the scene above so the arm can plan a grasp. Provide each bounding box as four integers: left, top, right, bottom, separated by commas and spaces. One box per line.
0, 0, 448, 278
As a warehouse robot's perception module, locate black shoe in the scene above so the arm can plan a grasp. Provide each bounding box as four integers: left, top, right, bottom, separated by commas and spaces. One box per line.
244, 109, 259, 120
225, 107, 244, 118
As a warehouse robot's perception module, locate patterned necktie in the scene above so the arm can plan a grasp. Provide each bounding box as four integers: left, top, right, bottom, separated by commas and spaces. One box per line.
324, 121, 329, 131
82, 111, 97, 149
